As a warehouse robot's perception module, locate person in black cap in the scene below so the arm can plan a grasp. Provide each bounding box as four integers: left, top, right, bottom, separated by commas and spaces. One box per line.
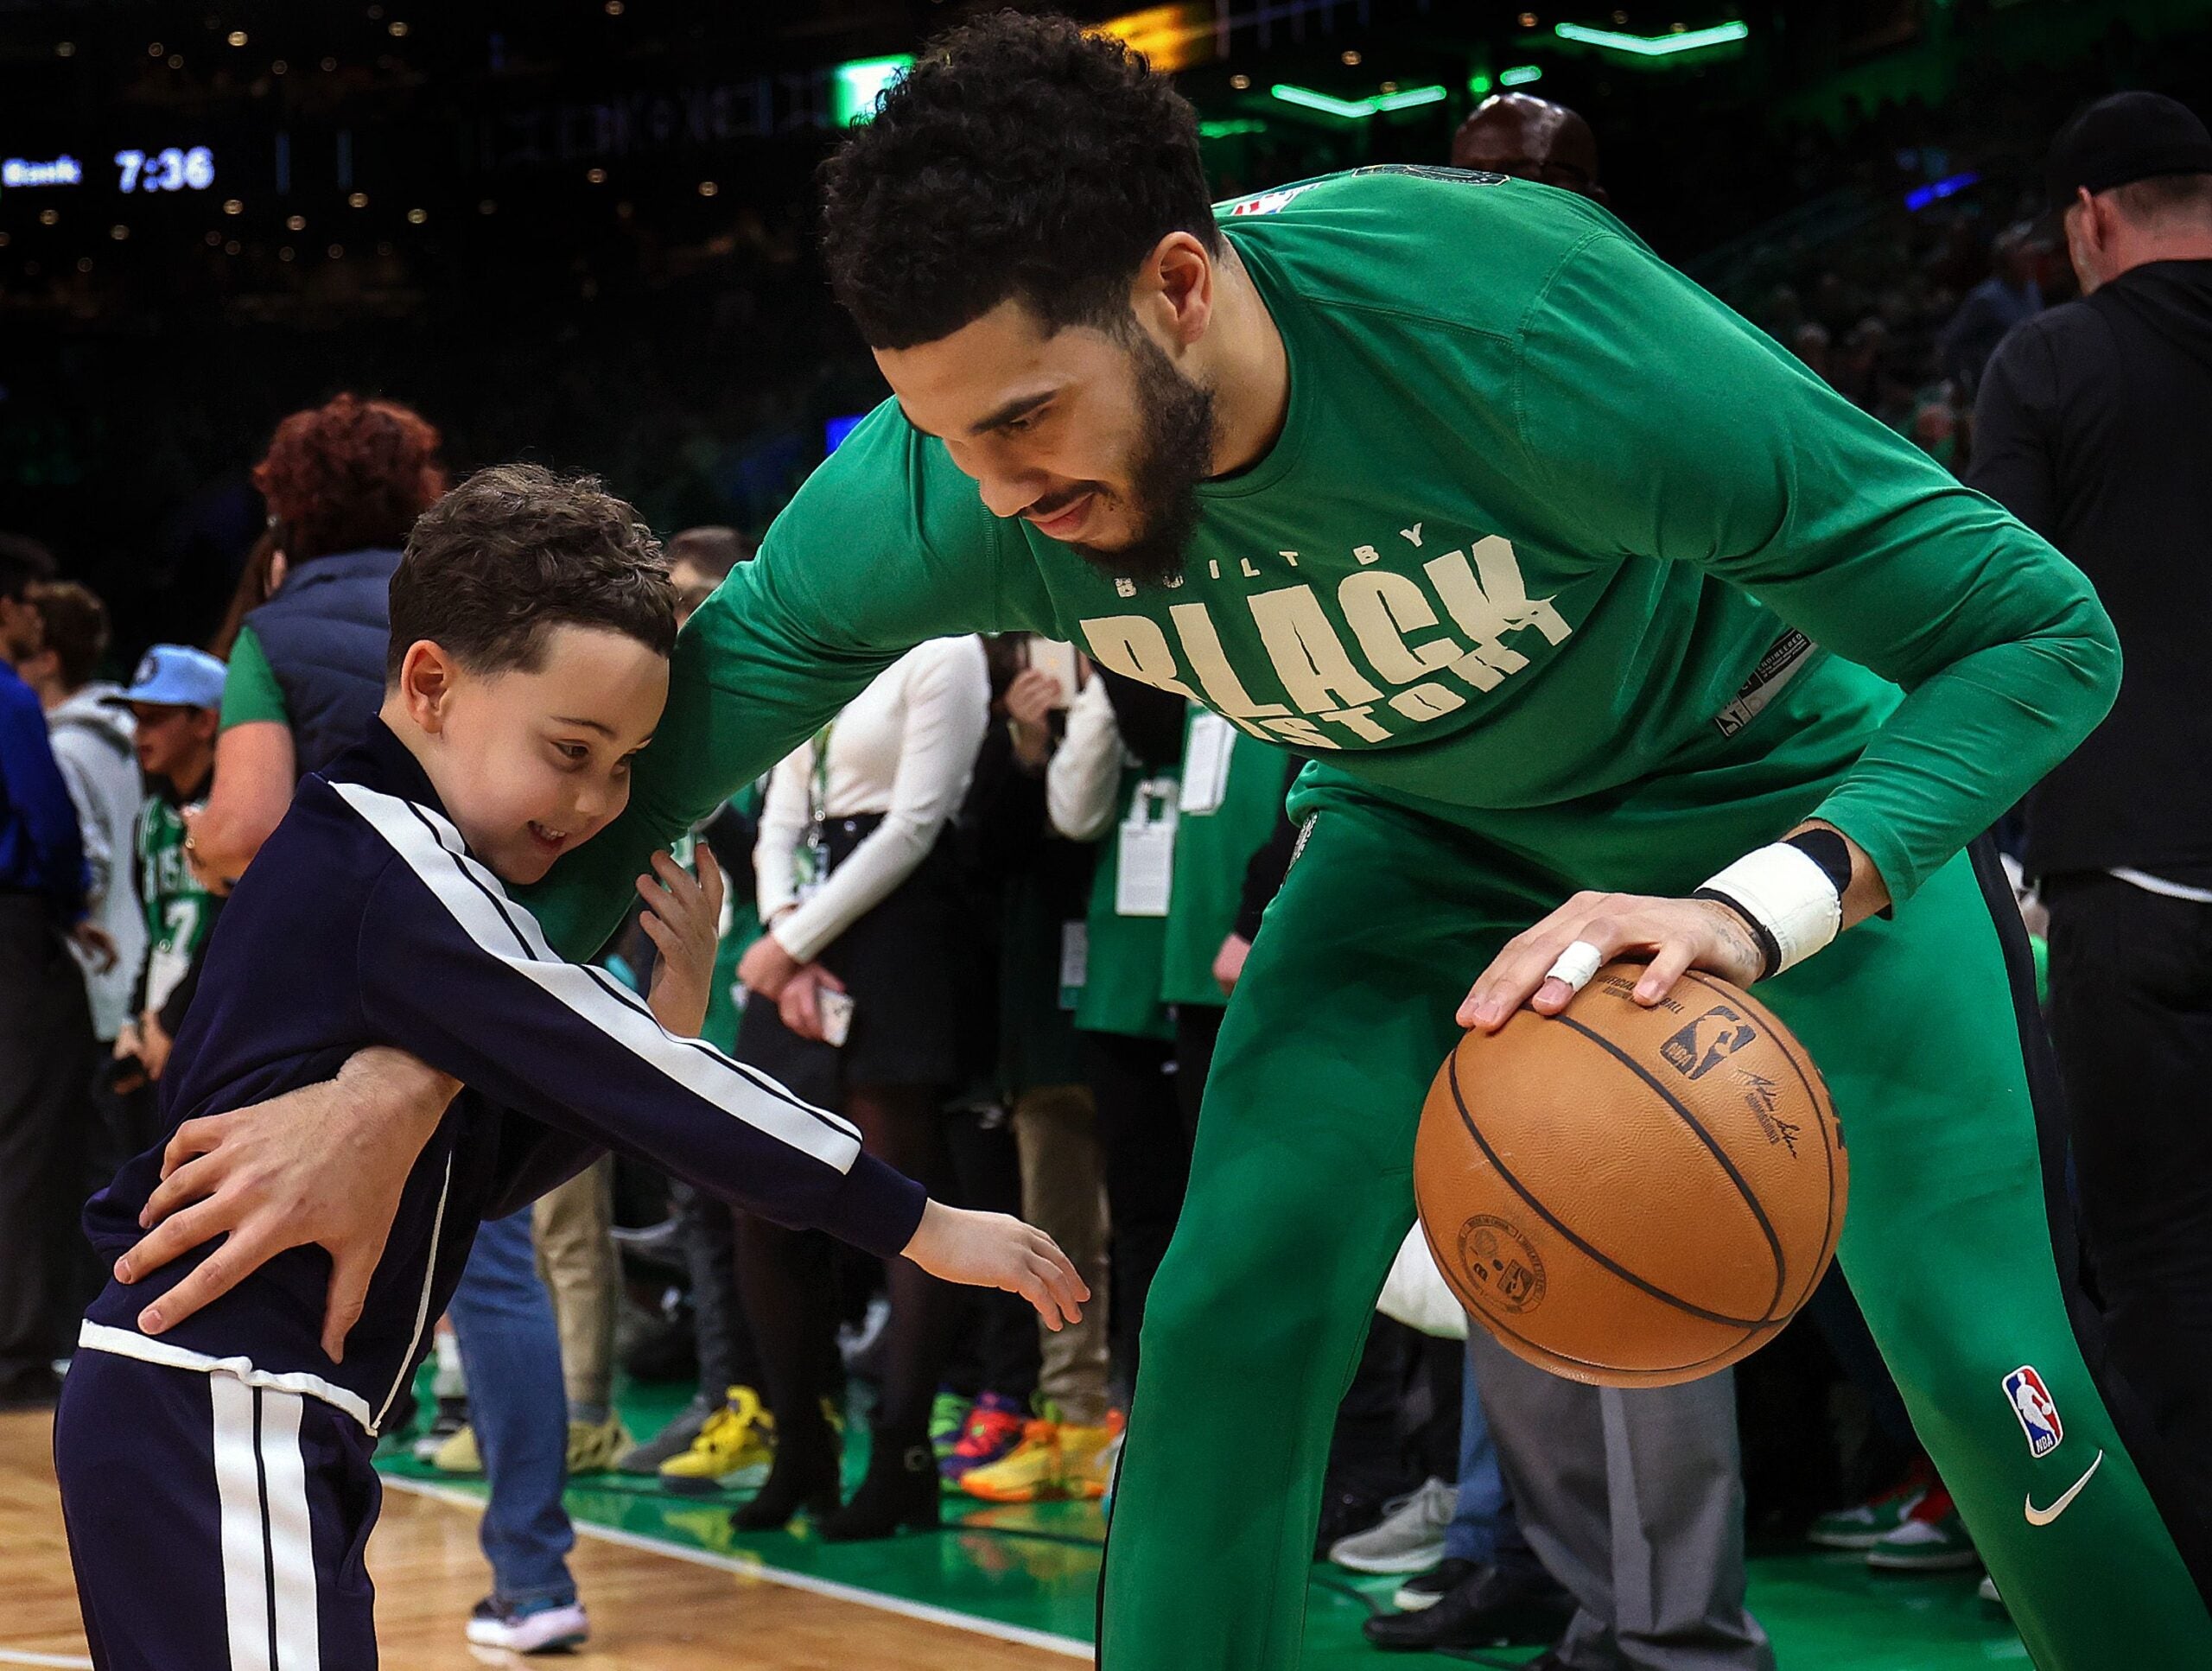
1969, 87, 2212, 1541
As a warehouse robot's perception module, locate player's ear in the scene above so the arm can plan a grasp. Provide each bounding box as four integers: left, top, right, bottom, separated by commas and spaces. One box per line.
1140, 231, 1214, 348
397, 639, 458, 734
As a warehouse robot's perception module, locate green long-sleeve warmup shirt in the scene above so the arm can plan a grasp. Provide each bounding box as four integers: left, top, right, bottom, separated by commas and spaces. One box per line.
530, 166, 2118, 956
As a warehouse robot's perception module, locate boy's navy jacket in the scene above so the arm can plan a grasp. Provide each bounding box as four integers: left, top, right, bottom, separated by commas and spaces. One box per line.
82, 718, 924, 1433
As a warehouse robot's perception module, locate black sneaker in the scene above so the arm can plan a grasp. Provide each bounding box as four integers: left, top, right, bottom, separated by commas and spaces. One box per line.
1362, 1564, 1573, 1653
1392, 1556, 1479, 1612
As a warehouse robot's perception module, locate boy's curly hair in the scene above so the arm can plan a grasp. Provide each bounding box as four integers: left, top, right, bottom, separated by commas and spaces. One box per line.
818, 10, 1220, 349
386, 463, 674, 681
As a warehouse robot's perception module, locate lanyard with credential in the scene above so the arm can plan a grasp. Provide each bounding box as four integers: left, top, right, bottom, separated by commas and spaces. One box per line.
796, 721, 836, 901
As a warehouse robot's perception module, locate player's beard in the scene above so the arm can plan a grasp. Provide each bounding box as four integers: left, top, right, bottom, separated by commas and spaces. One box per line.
1068, 328, 1217, 588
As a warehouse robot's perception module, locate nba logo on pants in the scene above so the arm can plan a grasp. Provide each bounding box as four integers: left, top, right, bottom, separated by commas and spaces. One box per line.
2004, 1365, 2063, 1458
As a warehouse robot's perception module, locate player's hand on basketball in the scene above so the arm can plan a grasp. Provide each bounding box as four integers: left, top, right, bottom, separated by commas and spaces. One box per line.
639, 846, 724, 1039
902, 1199, 1088, 1330
1459, 893, 1767, 1032
116, 1046, 460, 1362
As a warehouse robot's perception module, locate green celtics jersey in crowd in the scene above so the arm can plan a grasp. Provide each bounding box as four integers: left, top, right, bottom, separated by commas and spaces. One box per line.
1160, 712, 1293, 1011
533, 166, 2113, 955
137, 791, 218, 1013
1074, 763, 1179, 1042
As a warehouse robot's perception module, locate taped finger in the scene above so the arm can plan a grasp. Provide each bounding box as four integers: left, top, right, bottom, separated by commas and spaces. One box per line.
1542, 938, 1605, 995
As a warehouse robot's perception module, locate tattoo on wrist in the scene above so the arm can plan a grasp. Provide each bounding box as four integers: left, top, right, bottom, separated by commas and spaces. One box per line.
1690, 890, 1779, 982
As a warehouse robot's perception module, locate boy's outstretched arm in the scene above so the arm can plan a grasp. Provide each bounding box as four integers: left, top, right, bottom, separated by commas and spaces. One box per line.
124, 789, 1084, 1347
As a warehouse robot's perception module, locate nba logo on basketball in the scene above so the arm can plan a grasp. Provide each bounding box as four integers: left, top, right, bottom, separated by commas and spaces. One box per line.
2004, 1366, 2063, 1458
1661, 1006, 1758, 1080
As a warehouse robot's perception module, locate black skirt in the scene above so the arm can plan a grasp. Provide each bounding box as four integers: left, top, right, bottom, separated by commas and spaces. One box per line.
734, 813, 964, 1102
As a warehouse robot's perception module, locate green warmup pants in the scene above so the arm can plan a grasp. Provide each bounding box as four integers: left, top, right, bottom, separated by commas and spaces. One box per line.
1097, 784, 2212, 1670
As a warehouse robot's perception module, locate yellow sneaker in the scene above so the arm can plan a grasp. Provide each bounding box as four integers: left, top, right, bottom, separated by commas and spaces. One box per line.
659, 1386, 776, 1496
960, 1413, 1123, 1503
430, 1424, 482, 1475
1066, 1411, 1124, 1502
567, 1412, 632, 1475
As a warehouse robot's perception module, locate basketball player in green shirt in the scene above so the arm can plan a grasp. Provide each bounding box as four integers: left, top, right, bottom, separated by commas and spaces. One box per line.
120, 17, 2209, 1667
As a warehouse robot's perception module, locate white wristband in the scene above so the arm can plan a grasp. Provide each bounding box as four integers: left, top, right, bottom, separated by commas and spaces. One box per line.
1697, 843, 1843, 976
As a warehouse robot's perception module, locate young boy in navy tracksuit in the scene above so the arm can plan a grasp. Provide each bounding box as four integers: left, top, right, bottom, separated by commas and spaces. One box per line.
53, 464, 1084, 1670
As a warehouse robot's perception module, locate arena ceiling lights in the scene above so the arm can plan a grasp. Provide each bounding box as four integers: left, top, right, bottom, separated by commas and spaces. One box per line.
1550, 20, 1751, 59
1267, 82, 1448, 120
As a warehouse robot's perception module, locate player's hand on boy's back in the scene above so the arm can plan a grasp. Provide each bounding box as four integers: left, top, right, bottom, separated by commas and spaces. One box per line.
637, 845, 723, 1038
902, 1199, 1088, 1331
116, 1045, 459, 1361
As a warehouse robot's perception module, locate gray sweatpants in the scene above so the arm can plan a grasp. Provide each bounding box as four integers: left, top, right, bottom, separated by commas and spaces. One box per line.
1467, 1329, 1774, 1671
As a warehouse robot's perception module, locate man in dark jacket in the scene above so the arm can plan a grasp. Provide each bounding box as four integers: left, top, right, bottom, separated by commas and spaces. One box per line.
1970, 89, 2212, 1511
0, 534, 107, 1407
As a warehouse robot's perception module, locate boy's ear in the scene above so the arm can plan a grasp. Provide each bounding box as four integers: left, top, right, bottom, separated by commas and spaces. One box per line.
397, 639, 460, 735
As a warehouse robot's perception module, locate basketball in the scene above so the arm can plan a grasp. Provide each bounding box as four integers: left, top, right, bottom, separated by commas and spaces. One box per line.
1415, 962, 1846, 1388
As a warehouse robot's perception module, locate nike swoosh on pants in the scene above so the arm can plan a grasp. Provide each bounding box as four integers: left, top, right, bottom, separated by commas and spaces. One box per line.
2024, 1449, 2105, 1526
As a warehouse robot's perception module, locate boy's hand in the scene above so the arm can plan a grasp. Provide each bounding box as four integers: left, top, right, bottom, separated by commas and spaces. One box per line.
638, 847, 724, 1038
901, 1199, 1088, 1331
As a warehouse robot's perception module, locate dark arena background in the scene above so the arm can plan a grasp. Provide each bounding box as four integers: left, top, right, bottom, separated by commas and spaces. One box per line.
3, 3, 2209, 1668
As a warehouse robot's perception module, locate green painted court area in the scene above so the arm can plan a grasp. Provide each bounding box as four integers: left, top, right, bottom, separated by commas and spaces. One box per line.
377, 1376, 2025, 1668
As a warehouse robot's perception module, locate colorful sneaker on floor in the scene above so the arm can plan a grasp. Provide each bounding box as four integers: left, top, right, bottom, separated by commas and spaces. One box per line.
961, 1411, 1124, 1503
1083, 1414, 1125, 1503
465, 1595, 590, 1654
661, 1387, 776, 1496
566, 1412, 632, 1475
1866, 1484, 1979, 1571
1329, 1477, 1459, 1574
938, 1390, 1027, 1485
1806, 1458, 1933, 1549
931, 1390, 972, 1462
429, 1423, 482, 1476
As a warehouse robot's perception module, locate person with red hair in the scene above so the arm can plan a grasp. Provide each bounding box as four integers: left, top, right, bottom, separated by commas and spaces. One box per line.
185, 393, 446, 882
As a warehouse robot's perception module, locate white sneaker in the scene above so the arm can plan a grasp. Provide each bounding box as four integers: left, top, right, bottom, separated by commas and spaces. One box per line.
1328, 1477, 1458, 1574
465, 1597, 589, 1653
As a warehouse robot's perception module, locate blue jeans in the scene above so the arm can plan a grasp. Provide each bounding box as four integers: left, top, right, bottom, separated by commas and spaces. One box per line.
1445, 1341, 1540, 1573
448, 1209, 576, 1608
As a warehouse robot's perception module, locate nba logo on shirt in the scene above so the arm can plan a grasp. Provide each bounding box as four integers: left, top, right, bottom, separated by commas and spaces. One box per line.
2004, 1366, 2063, 1458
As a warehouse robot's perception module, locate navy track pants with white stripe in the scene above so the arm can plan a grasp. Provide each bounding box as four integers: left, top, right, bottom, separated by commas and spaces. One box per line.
55, 1350, 380, 1670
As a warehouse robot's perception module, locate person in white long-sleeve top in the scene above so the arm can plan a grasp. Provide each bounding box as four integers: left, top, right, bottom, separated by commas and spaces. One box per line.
729, 633, 991, 1541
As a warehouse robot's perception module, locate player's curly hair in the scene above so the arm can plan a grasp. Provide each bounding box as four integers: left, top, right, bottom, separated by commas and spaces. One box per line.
818, 10, 1221, 349
386, 463, 675, 682
251, 392, 448, 565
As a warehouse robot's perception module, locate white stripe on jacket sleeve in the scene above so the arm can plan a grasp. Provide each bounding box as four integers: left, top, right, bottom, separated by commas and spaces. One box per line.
332, 782, 862, 1169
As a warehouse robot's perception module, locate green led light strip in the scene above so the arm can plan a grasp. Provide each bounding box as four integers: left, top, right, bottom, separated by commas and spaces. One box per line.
1551, 20, 1750, 55
1498, 64, 1544, 86
1269, 82, 1448, 118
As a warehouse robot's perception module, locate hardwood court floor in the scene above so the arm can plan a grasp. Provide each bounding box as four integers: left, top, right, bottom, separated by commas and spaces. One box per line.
0, 1409, 1060, 1671
5, 1387, 2027, 1671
